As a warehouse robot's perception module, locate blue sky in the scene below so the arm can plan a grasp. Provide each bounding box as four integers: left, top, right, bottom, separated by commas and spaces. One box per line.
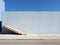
4, 0, 60, 11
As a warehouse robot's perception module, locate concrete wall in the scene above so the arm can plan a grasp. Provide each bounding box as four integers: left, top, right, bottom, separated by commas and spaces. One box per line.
0, 0, 5, 32
2, 12, 60, 34
0, 0, 5, 21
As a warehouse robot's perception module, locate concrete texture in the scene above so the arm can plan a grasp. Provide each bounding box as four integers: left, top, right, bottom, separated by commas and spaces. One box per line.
0, 39, 60, 45
1, 25, 27, 35
0, 34, 60, 39
0, 34, 60, 45
2, 12, 60, 34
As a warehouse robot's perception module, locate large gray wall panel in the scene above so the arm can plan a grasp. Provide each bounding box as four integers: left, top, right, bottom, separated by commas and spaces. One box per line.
2, 12, 60, 34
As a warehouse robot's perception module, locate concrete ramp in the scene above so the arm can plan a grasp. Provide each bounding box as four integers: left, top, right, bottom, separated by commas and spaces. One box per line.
1, 25, 27, 35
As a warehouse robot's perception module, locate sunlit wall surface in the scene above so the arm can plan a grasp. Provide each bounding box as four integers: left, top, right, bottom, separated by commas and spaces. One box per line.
0, 0, 5, 32
0, 0, 5, 21
2, 12, 60, 34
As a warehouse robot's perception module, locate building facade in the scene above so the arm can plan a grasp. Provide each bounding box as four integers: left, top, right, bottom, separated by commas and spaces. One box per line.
0, 0, 5, 32
2, 12, 60, 34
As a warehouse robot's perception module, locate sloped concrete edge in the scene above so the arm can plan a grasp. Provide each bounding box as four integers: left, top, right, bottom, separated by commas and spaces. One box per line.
2, 25, 27, 35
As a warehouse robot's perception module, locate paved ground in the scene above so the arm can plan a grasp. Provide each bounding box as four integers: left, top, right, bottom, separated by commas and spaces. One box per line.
0, 34, 60, 45
0, 39, 60, 45
0, 34, 60, 39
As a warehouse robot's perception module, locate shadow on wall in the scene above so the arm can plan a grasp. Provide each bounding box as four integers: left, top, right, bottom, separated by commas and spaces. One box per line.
0, 25, 27, 35
0, 21, 2, 32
